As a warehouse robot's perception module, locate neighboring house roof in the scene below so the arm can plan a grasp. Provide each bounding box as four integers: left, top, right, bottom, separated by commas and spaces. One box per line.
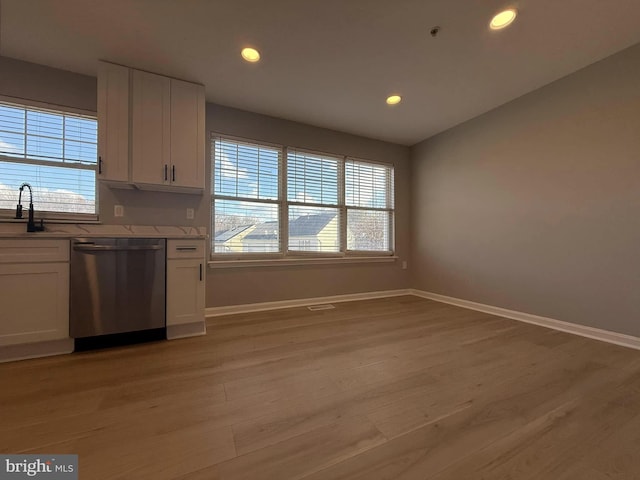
243, 220, 279, 240
244, 213, 336, 240
289, 213, 336, 236
214, 225, 253, 242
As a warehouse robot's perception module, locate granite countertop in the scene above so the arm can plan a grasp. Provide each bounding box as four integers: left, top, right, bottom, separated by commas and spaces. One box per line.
0, 223, 207, 239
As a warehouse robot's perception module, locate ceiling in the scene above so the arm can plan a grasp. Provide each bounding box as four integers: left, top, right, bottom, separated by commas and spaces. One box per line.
1, 0, 640, 146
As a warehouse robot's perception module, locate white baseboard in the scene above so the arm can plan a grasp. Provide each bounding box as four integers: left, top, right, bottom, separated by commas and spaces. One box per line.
206, 289, 412, 317
167, 321, 207, 340
0, 338, 74, 363
411, 289, 640, 351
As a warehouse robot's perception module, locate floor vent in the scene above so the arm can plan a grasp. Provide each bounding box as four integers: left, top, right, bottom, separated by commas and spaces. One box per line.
308, 304, 336, 311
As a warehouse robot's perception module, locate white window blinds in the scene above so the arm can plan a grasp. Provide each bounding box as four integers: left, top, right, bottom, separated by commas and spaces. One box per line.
212, 137, 281, 254
345, 160, 394, 252
0, 101, 98, 216
287, 149, 340, 253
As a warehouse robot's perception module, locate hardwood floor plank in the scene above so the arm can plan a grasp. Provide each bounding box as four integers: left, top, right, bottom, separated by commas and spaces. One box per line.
35, 422, 237, 480
230, 369, 438, 456
223, 369, 341, 403
430, 384, 639, 480
576, 400, 640, 478
182, 415, 385, 480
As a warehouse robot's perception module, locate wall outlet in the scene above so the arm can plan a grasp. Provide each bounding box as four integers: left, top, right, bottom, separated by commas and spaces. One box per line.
186, 208, 195, 220
114, 205, 124, 217
402, 260, 408, 270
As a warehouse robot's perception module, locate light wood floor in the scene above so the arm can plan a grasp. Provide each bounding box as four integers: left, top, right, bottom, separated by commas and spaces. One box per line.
2, 296, 640, 479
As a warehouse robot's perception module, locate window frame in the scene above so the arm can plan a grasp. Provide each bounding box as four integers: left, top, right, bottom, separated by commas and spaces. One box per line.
211, 133, 395, 262
0, 96, 99, 222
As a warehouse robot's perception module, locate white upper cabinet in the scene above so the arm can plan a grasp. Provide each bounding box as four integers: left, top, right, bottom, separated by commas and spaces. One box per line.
97, 61, 205, 193
170, 79, 205, 189
97, 62, 130, 183
132, 70, 171, 186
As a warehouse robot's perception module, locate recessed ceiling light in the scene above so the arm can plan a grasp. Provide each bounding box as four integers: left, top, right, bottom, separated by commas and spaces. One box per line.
386, 95, 402, 105
490, 8, 517, 30
241, 47, 261, 63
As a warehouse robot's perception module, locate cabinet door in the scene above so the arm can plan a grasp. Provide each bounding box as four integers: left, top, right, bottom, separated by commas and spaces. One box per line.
0, 263, 69, 346
97, 62, 130, 182
170, 79, 205, 189
132, 70, 171, 186
167, 258, 205, 326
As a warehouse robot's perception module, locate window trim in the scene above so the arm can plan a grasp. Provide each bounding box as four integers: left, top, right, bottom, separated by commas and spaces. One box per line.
211, 133, 395, 261
0, 95, 97, 118
209, 255, 398, 269
0, 96, 99, 222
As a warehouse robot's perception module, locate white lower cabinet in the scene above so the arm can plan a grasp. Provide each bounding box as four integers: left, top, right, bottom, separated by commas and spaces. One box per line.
166, 240, 206, 338
0, 240, 70, 347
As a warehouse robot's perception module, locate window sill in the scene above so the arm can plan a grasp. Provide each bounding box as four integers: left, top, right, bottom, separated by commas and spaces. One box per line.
208, 255, 398, 269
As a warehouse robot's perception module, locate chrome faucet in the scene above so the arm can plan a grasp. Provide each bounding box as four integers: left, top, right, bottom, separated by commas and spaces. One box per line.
16, 183, 45, 232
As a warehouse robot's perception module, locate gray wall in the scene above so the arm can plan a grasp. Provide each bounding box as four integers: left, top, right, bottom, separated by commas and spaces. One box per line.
0, 56, 97, 112
411, 43, 640, 336
205, 104, 412, 307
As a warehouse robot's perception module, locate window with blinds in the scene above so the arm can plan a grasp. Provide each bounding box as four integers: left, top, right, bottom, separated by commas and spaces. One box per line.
345, 160, 394, 252
0, 101, 97, 217
287, 149, 340, 253
211, 134, 395, 259
212, 137, 281, 254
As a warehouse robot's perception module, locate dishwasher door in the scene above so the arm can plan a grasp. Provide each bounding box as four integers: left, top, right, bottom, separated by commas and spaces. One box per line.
70, 238, 166, 339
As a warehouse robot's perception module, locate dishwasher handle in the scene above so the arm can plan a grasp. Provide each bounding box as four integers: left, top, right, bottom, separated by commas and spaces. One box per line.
73, 244, 164, 252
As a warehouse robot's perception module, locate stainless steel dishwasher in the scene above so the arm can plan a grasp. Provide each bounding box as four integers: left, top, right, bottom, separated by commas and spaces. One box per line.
70, 238, 166, 350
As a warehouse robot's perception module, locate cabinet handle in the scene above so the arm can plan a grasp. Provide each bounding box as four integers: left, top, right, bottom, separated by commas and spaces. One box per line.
98, 156, 103, 174
176, 246, 197, 251
164, 164, 168, 181
172, 165, 176, 182
199, 263, 203, 281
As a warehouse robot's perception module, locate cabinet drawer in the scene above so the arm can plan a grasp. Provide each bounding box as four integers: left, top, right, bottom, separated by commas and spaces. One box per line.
0, 239, 69, 263
167, 239, 205, 259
